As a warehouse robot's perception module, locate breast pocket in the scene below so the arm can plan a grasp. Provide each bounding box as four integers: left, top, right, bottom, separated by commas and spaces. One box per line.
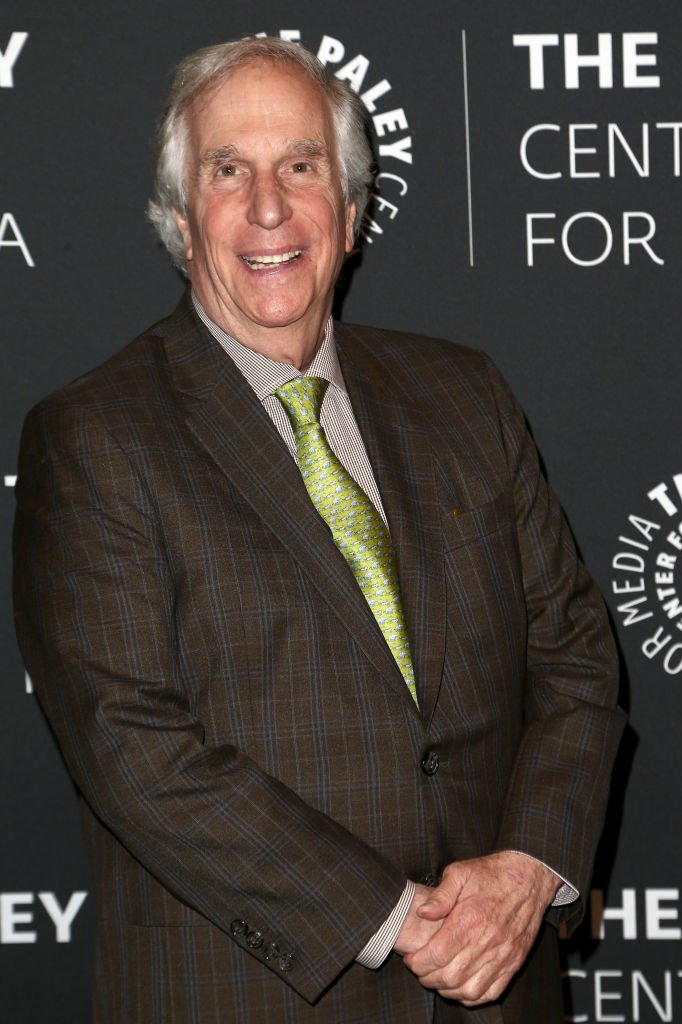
443, 493, 513, 552
442, 493, 524, 646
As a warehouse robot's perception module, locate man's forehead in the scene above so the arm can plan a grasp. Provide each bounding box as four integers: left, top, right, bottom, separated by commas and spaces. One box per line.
189, 59, 331, 126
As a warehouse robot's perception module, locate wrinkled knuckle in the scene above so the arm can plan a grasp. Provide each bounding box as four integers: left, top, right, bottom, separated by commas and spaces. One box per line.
429, 942, 453, 971
457, 978, 488, 1003
443, 964, 463, 988
488, 976, 512, 1002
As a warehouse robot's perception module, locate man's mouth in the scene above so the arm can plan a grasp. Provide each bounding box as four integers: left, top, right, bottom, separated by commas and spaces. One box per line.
240, 250, 302, 270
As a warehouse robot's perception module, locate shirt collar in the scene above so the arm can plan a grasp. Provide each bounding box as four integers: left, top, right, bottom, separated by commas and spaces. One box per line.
191, 293, 346, 401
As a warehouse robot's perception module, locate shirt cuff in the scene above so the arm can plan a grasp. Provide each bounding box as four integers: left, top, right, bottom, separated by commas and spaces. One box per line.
355, 880, 416, 969
508, 850, 579, 906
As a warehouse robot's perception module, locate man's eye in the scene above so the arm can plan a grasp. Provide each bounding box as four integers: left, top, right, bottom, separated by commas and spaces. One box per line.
291, 161, 312, 173
217, 164, 238, 177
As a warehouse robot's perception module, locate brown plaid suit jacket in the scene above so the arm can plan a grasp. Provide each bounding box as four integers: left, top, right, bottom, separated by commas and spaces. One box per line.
13, 295, 624, 1023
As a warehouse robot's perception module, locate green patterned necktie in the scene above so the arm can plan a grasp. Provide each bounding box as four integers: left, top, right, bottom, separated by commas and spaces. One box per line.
275, 376, 418, 706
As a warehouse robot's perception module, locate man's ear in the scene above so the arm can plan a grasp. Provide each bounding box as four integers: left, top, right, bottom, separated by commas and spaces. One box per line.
344, 201, 357, 254
174, 208, 193, 262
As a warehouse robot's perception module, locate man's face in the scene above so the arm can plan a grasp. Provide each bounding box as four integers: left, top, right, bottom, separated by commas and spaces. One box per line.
175, 60, 356, 360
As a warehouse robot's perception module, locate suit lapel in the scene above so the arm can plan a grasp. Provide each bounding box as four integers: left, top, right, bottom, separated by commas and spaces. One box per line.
336, 324, 446, 722
161, 301, 414, 708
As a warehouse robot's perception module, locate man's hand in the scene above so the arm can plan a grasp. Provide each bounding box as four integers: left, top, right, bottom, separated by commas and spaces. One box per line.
401, 852, 559, 1005
393, 884, 444, 956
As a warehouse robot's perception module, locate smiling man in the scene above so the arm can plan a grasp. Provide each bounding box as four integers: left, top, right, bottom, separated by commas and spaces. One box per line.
13, 37, 624, 1024
174, 59, 355, 370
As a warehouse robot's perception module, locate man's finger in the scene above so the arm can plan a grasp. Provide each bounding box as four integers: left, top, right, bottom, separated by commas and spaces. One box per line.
416, 865, 466, 920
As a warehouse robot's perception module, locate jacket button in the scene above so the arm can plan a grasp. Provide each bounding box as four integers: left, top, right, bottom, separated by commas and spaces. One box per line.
278, 953, 294, 972
230, 919, 248, 937
263, 942, 280, 962
246, 930, 264, 949
421, 751, 440, 776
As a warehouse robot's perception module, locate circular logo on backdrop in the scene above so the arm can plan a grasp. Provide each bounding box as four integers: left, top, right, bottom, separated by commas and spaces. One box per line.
258, 29, 413, 244
611, 473, 682, 674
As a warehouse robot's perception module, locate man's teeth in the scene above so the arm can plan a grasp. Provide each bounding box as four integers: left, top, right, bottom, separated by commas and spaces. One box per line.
242, 250, 302, 270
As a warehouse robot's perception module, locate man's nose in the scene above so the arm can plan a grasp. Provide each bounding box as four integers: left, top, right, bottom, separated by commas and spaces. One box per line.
246, 172, 292, 230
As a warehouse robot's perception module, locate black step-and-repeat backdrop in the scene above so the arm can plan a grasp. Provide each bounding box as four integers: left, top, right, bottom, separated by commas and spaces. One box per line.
2, 2, 680, 1020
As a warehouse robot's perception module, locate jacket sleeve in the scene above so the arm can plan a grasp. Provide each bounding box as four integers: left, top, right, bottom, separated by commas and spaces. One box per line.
12, 397, 406, 1003
482, 354, 625, 933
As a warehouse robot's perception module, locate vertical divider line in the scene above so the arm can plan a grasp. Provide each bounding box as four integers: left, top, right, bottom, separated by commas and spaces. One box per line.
462, 29, 474, 267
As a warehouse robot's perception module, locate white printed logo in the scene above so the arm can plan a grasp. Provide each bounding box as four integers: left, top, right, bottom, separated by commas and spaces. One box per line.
0, 891, 87, 944
0, 31, 28, 88
611, 473, 682, 673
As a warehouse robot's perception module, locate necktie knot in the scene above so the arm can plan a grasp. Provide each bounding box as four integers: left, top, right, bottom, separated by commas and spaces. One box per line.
275, 377, 329, 432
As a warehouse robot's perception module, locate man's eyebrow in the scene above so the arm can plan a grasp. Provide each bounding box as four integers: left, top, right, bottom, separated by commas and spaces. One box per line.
199, 140, 329, 166
200, 145, 239, 167
285, 139, 329, 158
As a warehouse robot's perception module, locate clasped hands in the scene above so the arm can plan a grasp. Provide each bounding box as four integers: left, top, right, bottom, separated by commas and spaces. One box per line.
393, 851, 559, 1006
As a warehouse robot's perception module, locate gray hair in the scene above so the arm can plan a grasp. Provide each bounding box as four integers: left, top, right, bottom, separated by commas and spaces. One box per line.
147, 37, 374, 271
